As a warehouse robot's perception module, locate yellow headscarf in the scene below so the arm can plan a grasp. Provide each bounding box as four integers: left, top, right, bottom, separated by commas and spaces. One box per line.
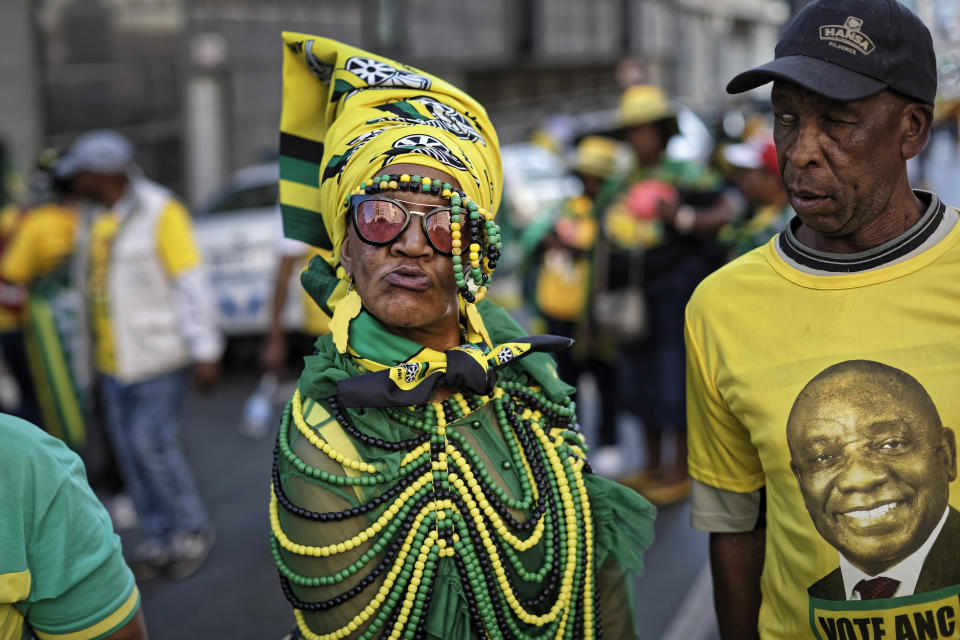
279, 34, 502, 316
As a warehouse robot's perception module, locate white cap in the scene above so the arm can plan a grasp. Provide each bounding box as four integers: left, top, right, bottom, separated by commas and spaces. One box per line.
55, 130, 135, 179
721, 134, 778, 175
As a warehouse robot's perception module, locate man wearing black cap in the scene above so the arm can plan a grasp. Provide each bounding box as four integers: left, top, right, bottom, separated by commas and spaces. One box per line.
684, 1, 960, 638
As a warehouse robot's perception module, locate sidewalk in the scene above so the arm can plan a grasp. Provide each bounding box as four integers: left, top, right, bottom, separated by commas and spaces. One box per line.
576, 375, 721, 639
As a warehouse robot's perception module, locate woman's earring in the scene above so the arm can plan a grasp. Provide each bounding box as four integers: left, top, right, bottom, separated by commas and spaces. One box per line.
347, 276, 355, 293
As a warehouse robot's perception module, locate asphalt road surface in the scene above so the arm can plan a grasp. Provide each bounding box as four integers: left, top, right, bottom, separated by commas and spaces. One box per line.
119, 368, 718, 639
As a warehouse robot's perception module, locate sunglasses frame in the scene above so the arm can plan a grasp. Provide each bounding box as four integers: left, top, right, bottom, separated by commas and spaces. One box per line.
348, 194, 457, 256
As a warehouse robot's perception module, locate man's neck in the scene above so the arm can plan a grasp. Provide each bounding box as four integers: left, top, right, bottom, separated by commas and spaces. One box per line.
795, 188, 924, 254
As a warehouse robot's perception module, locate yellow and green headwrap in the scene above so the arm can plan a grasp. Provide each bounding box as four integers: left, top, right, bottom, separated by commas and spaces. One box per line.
279, 33, 503, 313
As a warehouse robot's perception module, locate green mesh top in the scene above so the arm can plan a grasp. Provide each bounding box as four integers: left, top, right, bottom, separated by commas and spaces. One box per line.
270, 300, 656, 640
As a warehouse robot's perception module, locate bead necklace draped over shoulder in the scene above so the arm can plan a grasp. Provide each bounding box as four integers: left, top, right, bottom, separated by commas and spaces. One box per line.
270, 300, 655, 640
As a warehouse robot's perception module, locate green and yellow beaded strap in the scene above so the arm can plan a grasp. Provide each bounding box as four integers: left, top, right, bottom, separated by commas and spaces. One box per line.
270, 378, 601, 639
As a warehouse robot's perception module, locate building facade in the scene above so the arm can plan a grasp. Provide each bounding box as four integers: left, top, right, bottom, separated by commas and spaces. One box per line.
10, 0, 789, 203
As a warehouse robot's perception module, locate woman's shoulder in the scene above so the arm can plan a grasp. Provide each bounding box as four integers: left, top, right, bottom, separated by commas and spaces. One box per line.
297, 333, 358, 400
476, 298, 523, 341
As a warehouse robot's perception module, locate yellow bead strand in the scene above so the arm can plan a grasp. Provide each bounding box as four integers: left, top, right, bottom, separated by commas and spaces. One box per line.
575, 458, 596, 640
386, 532, 438, 640
291, 390, 378, 474
446, 444, 545, 551
453, 393, 472, 416
269, 473, 432, 557
447, 471, 573, 626
434, 402, 447, 430
400, 441, 431, 467
291, 502, 440, 640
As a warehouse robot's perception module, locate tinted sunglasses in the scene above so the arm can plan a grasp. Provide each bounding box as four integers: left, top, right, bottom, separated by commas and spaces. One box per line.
348, 194, 464, 255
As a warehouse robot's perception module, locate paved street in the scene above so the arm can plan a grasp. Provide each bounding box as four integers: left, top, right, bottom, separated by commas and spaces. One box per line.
124, 370, 292, 637
122, 367, 718, 639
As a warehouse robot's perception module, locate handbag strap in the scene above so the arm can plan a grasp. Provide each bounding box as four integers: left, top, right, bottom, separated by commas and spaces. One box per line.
625, 247, 643, 289
593, 232, 645, 293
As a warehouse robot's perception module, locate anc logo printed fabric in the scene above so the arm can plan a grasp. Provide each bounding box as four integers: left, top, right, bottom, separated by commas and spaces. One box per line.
337, 335, 573, 408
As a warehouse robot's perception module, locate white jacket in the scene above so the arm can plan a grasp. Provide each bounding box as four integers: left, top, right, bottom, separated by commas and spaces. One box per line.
100, 176, 223, 383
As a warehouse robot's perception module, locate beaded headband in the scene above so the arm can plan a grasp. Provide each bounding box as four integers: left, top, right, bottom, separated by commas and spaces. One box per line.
350, 173, 503, 304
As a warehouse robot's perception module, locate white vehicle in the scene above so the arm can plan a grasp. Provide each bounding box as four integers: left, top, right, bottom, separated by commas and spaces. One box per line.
193, 162, 301, 337
500, 143, 583, 231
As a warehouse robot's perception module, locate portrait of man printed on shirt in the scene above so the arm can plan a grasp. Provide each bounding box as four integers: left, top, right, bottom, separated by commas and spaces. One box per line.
786, 360, 960, 604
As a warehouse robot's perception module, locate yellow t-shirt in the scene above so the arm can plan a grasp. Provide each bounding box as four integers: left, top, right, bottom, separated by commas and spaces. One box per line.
535, 248, 590, 322
88, 200, 200, 375
686, 218, 960, 639
0, 204, 79, 333
0, 204, 79, 286
0, 204, 25, 332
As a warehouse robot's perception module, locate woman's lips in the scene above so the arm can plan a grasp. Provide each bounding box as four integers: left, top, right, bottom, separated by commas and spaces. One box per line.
385, 268, 432, 291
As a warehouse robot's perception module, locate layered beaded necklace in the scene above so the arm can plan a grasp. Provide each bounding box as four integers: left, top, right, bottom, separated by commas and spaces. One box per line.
270, 375, 602, 639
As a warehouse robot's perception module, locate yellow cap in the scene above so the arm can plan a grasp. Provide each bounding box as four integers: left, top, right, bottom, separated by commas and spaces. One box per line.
571, 135, 620, 178
615, 85, 676, 131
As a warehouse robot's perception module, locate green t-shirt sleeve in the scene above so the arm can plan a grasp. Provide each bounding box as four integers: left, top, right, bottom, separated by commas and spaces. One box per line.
16, 431, 139, 639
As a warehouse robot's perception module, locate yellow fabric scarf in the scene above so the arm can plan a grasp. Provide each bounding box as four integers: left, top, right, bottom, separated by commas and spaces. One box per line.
336, 321, 572, 409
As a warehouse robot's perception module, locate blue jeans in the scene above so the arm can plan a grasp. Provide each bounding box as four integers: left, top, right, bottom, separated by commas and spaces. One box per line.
100, 368, 209, 542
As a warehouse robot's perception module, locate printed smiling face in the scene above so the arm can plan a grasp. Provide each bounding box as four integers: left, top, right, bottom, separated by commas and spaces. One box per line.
787, 361, 957, 576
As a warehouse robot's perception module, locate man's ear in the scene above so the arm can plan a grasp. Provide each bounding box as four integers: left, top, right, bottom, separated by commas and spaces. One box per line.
790, 460, 803, 488
901, 102, 933, 161
941, 427, 957, 483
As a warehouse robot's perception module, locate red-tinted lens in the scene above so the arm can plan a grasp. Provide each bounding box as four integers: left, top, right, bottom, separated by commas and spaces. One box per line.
355, 199, 407, 243
425, 209, 453, 253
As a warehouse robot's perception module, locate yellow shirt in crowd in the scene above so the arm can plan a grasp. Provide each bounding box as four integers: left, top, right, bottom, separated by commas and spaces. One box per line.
0, 204, 79, 333
0, 204, 79, 286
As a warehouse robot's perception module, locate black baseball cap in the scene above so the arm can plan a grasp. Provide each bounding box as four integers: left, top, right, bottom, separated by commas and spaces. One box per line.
727, 0, 936, 105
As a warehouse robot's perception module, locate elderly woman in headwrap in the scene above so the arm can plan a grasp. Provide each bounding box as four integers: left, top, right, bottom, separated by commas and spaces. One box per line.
270, 35, 655, 640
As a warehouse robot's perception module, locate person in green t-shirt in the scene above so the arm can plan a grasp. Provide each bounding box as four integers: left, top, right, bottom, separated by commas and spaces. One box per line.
0, 413, 146, 640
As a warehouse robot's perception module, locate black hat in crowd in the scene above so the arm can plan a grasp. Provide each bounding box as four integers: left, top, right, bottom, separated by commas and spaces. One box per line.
727, 0, 936, 105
